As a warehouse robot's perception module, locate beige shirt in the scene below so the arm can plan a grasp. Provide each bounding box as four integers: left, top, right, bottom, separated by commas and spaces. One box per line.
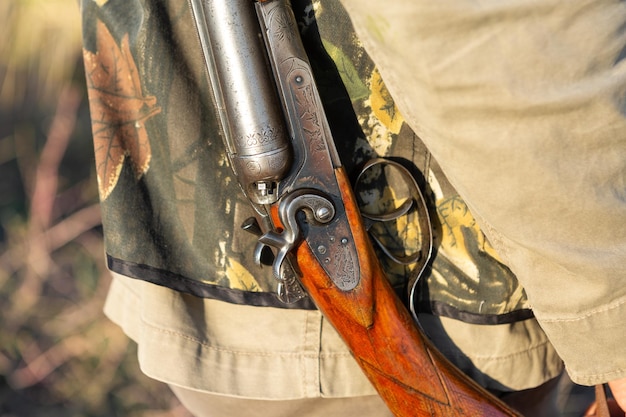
105, 273, 562, 398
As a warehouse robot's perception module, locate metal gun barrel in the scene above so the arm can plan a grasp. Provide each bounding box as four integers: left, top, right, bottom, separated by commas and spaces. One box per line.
195, 0, 292, 204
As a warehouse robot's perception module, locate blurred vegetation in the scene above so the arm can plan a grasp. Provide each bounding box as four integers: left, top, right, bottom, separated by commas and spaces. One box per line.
0, 1, 191, 415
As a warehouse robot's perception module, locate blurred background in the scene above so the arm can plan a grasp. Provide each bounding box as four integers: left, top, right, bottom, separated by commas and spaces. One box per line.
0, 1, 190, 415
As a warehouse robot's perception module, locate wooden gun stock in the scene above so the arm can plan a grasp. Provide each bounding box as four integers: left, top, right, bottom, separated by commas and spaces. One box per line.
279, 167, 521, 416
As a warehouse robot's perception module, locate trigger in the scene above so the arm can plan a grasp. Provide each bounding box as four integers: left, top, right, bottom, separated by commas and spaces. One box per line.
242, 217, 275, 266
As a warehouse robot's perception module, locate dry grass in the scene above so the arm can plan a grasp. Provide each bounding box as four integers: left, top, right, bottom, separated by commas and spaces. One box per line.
0, 1, 190, 415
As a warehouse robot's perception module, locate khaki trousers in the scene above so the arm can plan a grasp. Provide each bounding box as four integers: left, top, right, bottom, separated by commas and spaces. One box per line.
169, 375, 562, 417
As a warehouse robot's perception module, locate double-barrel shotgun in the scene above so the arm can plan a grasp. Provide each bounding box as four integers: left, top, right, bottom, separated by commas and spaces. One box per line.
189, 0, 521, 415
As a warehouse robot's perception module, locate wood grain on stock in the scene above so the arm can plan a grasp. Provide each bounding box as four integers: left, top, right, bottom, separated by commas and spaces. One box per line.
280, 167, 520, 417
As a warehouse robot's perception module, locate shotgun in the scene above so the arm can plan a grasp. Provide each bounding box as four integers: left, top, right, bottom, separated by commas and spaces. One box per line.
190, 0, 521, 415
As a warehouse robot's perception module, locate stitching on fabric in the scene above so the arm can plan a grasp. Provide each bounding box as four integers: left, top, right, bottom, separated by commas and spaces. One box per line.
570, 368, 626, 383
141, 319, 313, 358
539, 295, 626, 323
319, 352, 354, 358
585, 369, 626, 378
464, 339, 555, 362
